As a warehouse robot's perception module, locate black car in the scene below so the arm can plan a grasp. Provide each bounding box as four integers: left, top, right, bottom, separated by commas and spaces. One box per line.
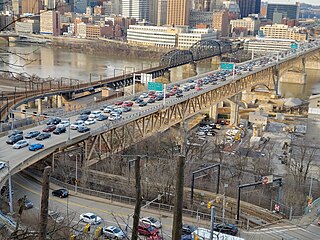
77, 114, 89, 121
25, 131, 40, 139
122, 107, 132, 112
8, 130, 23, 138
147, 98, 156, 103
176, 93, 183, 98
96, 114, 108, 121
139, 101, 147, 107
80, 110, 91, 115
131, 96, 139, 101
135, 98, 143, 103
36, 133, 51, 140
53, 127, 66, 135
156, 95, 164, 101
213, 223, 238, 236
24, 199, 34, 209
182, 224, 197, 235
78, 126, 90, 133
52, 189, 69, 198
47, 118, 61, 125
6, 134, 23, 144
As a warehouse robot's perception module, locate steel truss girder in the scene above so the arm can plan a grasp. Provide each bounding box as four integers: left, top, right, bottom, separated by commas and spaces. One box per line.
84, 67, 274, 161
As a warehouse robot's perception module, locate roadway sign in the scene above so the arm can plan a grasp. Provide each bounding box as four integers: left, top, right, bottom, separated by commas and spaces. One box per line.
220, 62, 234, 71
262, 175, 273, 184
291, 43, 298, 49
148, 82, 163, 91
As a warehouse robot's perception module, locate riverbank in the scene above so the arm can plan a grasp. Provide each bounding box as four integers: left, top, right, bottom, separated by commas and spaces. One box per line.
24, 35, 168, 60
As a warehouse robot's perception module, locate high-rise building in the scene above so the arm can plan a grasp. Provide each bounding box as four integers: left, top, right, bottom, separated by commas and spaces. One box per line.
74, 0, 87, 13
149, 0, 158, 24
21, 0, 42, 14
122, 0, 149, 21
212, 10, 229, 37
40, 10, 60, 36
259, 24, 307, 41
236, 0, 260, 18
111, 0, 122, 15
230, 17, 260, 35
266, 3, 299, 21
157, 0, 167, 26
12, 0, 20, 15
194, 0, 211, 11
167, 0, 191, 26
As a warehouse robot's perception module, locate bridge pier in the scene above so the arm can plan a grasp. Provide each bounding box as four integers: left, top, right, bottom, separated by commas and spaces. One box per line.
209, 103, 219, 123
28, 101, 36, 109
57, 95, 63, 108
280, 70, 306, 84
37, 98, 43, 114
211, 56, 221, 65
305, 59, 320, 70
182, 63, 197, 79
228, 94, 241, 126
163, 70, 171, 82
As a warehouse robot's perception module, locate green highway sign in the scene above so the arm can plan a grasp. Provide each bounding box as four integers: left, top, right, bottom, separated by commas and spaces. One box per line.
291, 43, 298, 49
220, 62, 234, 70
148, 82, 163, 91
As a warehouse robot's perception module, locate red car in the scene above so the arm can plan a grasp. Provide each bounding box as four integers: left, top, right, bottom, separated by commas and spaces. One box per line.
122, 101, 133, 107
196, 87, 203, 91
147, 234, 163, 240
115, 101, 123, 106
138, 223, 158, 236
43, 125, 56, 132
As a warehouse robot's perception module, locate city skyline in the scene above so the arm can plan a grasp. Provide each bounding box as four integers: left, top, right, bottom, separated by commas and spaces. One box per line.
267, 0, 320, 6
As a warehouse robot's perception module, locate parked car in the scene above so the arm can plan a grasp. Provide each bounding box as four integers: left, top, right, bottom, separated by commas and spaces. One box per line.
85, 118, 96, 125
29, 143, 44, 151
46, 118, 61, 125
70, 120, 85, 130
52, 189, 69, 198
53, 127, 66, 135
138, 223, 158, 236
25, 131, 40, 139
13, 140, 29, 149
6, 134, 23, 144
24, 199, 34, 209
0, 162, 6, 170
213, 223, 238, 236
89, 111, 102, 118
8, 130, 23, 138
140, 217, 162, 229
103, 226, 126, 239
97, 114, 108, 121
78, 126, 90, 133
57, 120, 70, 128
43, 125, 56, 132
36, 133, 51, 141
182, 224, 197, 235
80, 213, 101, 225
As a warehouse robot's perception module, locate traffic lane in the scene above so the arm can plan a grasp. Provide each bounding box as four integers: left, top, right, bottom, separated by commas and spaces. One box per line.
12, 174, 173, 237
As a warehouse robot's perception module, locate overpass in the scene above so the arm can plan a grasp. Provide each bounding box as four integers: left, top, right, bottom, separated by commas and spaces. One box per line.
0, 40, 319, 189
0, 39, 236, 121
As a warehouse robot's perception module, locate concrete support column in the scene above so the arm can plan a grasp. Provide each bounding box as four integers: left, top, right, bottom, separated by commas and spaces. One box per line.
209, 103, 219, 123
57, 95, 63, 108
230, 101, 239, 126
279, 71, 306, 84
28, 101, 36, 109
212, 56, 221, 65
47, 97, 53, 108
182, 63, 197, 79
163, 70, 171, 83
37, 98, 43, 114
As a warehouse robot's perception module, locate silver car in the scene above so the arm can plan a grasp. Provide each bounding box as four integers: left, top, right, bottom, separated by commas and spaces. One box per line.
13, 140, 29, 149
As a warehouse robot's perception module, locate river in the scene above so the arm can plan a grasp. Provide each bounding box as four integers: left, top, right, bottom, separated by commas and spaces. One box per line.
1, 43, 320, 100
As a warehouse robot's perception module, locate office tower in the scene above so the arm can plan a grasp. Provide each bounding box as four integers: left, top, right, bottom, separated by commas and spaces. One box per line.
122, 0, 149, 21
212, 10, 229, 37
157, 0, 167, 26
40, 10, 60, 36
167, 0, 191, 26
21, 0, 42, 14
12, 0, 20, 15
149, 0, 158, 24
236, 0, 261, 18
267, 3, 299, 21
111, 0, 121, 15
193, 0, 211, 11
74, 0, 87, 13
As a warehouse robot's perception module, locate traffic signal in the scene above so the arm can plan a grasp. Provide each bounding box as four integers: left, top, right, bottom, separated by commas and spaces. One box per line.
207, 201, 212, 209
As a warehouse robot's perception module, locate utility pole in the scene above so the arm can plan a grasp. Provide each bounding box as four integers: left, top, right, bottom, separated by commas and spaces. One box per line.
131, 156, 141, 240
172, 155, 185, 240
38, 166, 51, 240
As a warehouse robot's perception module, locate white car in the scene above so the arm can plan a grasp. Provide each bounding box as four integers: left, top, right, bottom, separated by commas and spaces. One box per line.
80, 212, 101, 224
85, 118, 96, 125
89, 111, 102, 118
70, 120, 84, 130
103, 106, 114, 113
140, 217, 162, 229
13, 140, 29, 149
139, 93, 148, 98
103, 226, 126, 239
57, 120, 70, 128
0, 162, 6, 170
109, 114, 122, 121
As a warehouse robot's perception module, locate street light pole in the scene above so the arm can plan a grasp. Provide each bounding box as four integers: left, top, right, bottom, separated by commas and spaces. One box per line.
75, 154, 78, 194
68, 118, 71, 141
6, 161, 13, 213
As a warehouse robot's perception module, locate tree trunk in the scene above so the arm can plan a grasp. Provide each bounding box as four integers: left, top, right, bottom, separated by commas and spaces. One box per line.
38, 166, 51, 240
172, 155, 185, 240
131, 156, 141, 240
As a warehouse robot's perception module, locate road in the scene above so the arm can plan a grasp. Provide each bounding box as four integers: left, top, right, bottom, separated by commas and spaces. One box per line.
1, 41, 318, 189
